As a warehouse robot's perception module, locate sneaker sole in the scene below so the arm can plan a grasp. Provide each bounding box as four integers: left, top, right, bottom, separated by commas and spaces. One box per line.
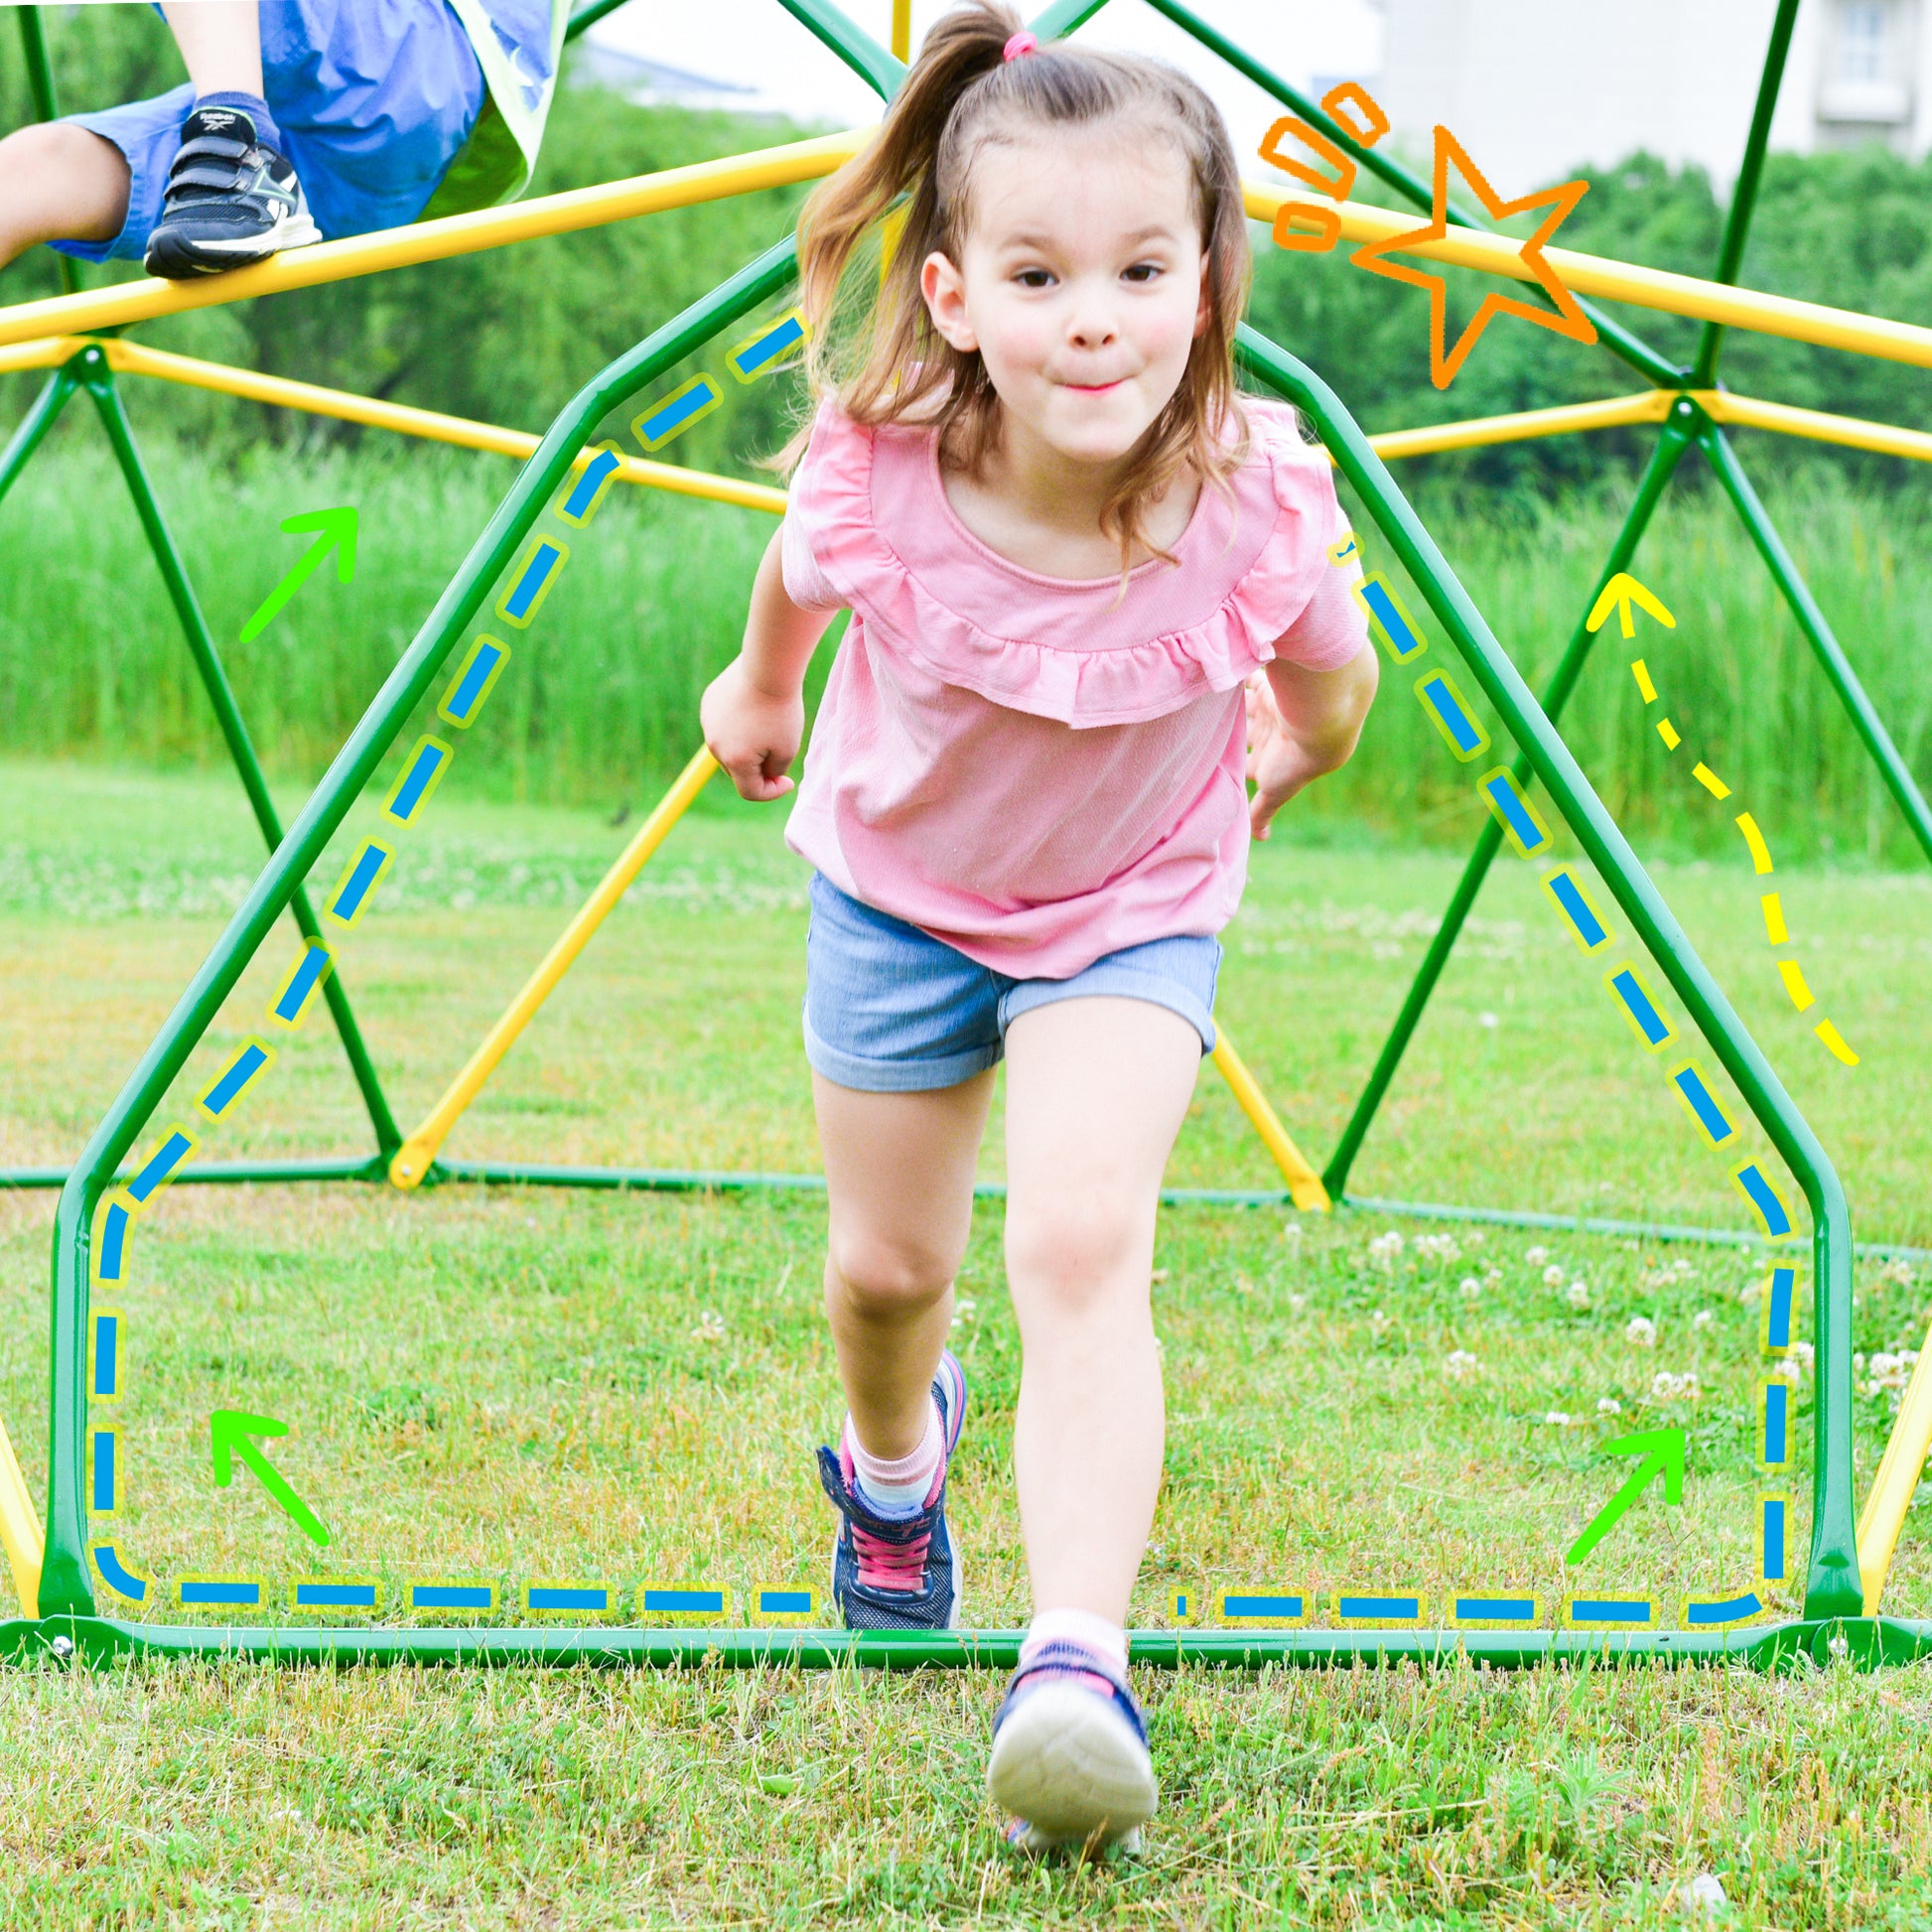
144, 210, 321, 277
987, 1682, 1158, 1847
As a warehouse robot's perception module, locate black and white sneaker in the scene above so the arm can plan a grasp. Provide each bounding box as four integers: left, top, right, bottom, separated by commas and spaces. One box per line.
143, 105, 321, 279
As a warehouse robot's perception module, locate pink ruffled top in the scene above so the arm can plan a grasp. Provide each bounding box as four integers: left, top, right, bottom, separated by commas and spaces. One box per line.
779, 393, 1367, 978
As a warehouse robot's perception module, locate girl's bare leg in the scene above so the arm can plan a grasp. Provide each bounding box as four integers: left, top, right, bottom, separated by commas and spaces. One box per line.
160, 2, 264, 98
1001, 997, 1201, 1623
814, 1068, 996, 1457
0, 124, 130, 270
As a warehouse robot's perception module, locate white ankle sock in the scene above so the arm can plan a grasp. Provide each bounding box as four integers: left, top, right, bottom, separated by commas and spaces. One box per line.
845, 1398, 942, 1517
1021, 1605, 1130, 1676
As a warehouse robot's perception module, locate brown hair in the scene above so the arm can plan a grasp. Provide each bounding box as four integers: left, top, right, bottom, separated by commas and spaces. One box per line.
772, 1, 1253, 589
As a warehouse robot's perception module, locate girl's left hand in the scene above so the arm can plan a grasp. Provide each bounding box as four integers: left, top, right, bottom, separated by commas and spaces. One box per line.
1244, 673, 1324, 841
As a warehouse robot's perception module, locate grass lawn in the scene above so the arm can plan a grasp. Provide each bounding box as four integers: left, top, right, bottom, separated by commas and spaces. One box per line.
2, 756, 1932, 1926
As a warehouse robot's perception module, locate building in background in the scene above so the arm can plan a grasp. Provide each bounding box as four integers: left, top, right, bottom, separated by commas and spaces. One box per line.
1377, 0, 1930, 190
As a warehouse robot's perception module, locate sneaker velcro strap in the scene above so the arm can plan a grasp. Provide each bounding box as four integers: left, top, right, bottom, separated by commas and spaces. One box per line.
169, 133, 256, 175
165, 164, 268, 198
174, 129, 255, 160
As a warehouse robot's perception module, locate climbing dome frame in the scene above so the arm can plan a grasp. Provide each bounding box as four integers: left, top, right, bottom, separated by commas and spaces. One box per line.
3, 0, 1932, 1669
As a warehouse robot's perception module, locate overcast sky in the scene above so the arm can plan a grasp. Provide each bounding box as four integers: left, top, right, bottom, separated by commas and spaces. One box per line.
585, 0, 1386, 166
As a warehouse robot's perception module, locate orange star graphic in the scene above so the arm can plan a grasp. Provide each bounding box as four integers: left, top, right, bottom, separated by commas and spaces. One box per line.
1351, 126, 1596, 388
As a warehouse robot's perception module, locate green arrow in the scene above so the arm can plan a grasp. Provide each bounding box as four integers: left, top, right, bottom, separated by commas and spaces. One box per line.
1565, 1425, 1686, 1566
209, 1409, 330, 1546
237, 505, 357, 643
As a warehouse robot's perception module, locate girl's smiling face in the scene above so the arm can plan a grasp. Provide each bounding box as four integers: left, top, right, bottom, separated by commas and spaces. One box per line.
920, 123, 1211, 470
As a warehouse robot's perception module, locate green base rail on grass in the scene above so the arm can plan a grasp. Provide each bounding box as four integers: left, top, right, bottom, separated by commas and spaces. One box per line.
7, 1616, 1932, 1674
12, 0, 1932, 1660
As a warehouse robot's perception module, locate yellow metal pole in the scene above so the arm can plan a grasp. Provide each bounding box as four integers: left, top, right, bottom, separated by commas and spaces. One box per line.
1366, 390, 1673, 461
1209, 1024, 1330, 1212
0, 128, 873, 351
1697, 388, 1932, 466
390, 748, 721, 1187
0, 335, 81, 376
0, 1413, 42, 1618
99, 341, 789, 513
891, 0, 912, 61
1855, 1316, 1932, 1614
1243, 184, 1932, 374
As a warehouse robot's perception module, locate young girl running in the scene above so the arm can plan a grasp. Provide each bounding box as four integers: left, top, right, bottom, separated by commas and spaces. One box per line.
701, 3, 1377, 1854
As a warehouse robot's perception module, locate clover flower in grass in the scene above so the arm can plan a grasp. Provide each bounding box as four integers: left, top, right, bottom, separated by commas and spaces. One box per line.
1444, 1349, 1479, 1382
1369, 1309, 1394, 1340
1282, 1221, 1305, 1247
1525, 1245, 1550, 1267
1288, 1293, 1309, 1313
1596, 1397, 1622, 1416
1458, 1275, 1482, 1301
1767, 1358, 1803, 1387
1865, 1350, 1917, 1397
1542, 1264, 1567, 1289
1790, 1340, 1815, 1374
1414, 1232, 1462, 1263
1565, 1280, 1591, 1311
1625, 1314, 1658, 1348
1543, 1411, 1576, 1427
1693, 1310, 1714, 1331
1367, 1232, 1404, 1268
691, 1310, 727, 1343
1650, 1370, 1701, 1402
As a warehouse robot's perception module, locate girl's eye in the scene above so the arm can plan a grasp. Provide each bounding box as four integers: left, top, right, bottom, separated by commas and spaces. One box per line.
1015, 268, 1054, 289
1124, 263, 1162, 284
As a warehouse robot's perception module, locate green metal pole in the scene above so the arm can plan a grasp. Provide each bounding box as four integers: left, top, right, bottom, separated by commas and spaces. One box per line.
1315, 404, 1695, 1198
1140, 0, 1684, 389
1690, 0, 1801, 386
0, 367, 76, 513
1028, 0, 1115, 37
1236, 326, 1861, 1620
38, 1612, 1821, 1673
1700, 424, 1932, 870
563, 0, 630, 39
37, 234, 805, 1619
16, 8, 80, 298
74, 349, 405, 1156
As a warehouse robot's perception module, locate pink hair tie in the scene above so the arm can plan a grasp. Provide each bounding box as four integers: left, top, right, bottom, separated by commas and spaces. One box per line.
1002, 30, 1037, 60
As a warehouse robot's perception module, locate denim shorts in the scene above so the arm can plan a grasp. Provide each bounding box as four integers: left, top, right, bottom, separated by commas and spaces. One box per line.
802, 874, 1222, 1094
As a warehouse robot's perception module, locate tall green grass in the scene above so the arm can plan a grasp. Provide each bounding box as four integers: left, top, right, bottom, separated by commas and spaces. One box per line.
2, 424, 1928, 859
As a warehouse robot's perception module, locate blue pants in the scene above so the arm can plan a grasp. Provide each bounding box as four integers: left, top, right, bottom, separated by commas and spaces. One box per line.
55, 0, 488, 262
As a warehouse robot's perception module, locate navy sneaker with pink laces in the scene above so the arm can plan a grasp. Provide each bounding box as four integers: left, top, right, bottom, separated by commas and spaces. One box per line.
988, 1640, 1158, 1855
816, 1349, 967, 1630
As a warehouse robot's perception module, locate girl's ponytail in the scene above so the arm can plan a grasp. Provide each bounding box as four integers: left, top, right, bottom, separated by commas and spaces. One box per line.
775, 4, 1026, 462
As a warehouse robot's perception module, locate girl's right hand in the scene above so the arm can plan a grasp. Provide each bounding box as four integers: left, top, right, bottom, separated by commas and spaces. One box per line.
700, 655, 805, 802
